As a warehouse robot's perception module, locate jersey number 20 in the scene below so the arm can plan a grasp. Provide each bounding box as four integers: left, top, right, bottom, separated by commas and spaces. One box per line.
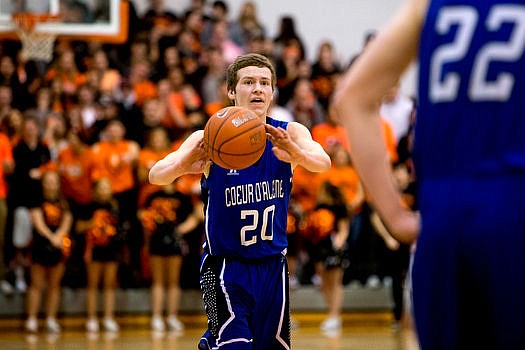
240, 205, 275, 246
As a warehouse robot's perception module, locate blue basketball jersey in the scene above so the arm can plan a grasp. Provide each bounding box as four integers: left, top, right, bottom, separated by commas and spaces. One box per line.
414, 2, 525, 348
201, 117, 292, 258
416, 0, 525, 180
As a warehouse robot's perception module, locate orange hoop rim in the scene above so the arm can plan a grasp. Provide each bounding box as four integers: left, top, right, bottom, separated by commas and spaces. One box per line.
12, 12, 61, 32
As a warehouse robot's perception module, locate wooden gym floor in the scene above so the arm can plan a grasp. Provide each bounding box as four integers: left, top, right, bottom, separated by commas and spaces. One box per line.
0, 312, 420, 350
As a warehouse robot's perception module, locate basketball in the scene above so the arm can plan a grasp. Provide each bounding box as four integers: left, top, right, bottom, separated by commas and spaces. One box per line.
203, 106, 267, 170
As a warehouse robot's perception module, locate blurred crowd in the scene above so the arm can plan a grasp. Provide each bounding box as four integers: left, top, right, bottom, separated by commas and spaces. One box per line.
0, 0, 418, 331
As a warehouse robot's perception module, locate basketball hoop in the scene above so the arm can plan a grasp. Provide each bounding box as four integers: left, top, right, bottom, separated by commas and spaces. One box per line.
12, 13, 60, 62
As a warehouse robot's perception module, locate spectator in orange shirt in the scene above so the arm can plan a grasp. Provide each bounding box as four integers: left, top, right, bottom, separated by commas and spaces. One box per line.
91, 120, 139, 196
45, 48, 86, 100
0, 131, 13, 294
156, 79, 189, 138
130, 60, 157, 107
290, 165, 321, 215
57, 130, 95, 209
381, 117, 398, 165
55, 130, 96, 288
137, 127, 172, 208
312, 106, 350, 152
91, 120, 140, 284
317, 142, 364, 214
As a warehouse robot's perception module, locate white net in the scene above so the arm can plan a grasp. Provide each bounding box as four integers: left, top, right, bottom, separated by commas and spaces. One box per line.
15, 28, 57, 62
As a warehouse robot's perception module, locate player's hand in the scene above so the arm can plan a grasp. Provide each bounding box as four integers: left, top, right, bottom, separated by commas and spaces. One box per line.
388, 210, 420, 244
185, 139, 210, 174
265, 124, 302, 164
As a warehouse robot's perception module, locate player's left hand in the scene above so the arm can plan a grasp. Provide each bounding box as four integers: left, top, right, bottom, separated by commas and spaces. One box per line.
265, 124, 302, 164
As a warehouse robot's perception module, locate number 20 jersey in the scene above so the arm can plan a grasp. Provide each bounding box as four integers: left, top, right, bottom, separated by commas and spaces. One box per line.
201, 117, 292, 259
416, 0, 525, 180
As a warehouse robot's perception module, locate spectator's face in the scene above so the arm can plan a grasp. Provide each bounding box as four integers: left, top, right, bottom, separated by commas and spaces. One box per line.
0, 86, 12, 105
294, 80, 315, 107
149, 128, 169, 151
104, 122, 125, 142
164, 47, 179, 67
59, 51, 76, 70
228, 66, 273, 118
143, 100, 164, 125
42, 171, 60, 199
22, 119, 39, 142
156, 80, 171, 98
93, 51, 109, 70
0, 56, 14, 76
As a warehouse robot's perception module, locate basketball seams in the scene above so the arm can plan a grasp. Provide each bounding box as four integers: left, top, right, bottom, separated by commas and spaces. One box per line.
211, 108, 235, 152
204, 106, 266, 169
204, 108, 231, 153
216, 123, 265, 153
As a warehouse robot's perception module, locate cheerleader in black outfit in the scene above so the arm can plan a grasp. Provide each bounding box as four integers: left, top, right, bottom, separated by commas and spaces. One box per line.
140, 181, 203, 332
78, 177, 122, 333
25, 171, 73, 333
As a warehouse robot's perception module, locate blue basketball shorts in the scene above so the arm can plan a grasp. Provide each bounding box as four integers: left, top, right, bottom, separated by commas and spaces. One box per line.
198, 252, 291, 350
413, 176, 525, 349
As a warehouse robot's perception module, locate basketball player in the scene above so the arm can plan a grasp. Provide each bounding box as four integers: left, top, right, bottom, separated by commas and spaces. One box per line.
333, 0, 525, 349
149, 53, 330, 349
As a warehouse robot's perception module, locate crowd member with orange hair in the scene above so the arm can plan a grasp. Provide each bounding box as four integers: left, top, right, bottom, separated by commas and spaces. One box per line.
25, 171, 72, 333
79, 178, 122, 333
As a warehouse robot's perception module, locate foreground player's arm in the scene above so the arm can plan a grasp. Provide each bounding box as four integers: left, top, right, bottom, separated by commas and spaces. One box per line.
332, 0, 426, 243
148, 130, 209, 185
265, 122, 331, 172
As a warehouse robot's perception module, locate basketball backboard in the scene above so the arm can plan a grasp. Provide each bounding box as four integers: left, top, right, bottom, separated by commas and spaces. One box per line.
0, 0, 128, 43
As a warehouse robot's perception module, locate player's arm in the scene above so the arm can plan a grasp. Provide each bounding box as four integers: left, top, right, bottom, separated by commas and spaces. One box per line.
148, 130, 210, 185
332, 0, 427, 243
265, 122, 331, 172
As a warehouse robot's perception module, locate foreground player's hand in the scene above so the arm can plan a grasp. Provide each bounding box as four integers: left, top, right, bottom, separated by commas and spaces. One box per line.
265, 124, 302, 164
388, 210, 420, 244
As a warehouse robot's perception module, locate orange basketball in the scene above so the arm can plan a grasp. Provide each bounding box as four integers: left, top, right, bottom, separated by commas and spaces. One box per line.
203, 106, 267, 170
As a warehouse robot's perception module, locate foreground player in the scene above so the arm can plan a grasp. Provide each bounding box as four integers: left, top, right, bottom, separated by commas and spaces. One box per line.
149, 53, 330, 349
333, 0, 525, 349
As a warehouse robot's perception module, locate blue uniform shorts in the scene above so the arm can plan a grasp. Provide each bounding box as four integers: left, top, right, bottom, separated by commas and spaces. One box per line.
413, 176, 525, 349
198, 252, 291, 350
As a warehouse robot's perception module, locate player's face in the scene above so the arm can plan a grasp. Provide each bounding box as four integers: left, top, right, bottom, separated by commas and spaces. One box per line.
229, 66, 273, 119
